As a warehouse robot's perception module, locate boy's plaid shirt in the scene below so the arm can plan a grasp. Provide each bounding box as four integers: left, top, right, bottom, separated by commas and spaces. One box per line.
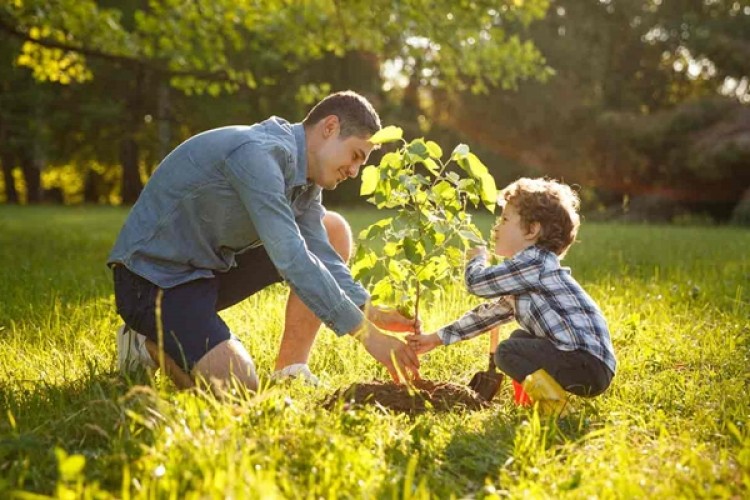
437, 245, 617, 374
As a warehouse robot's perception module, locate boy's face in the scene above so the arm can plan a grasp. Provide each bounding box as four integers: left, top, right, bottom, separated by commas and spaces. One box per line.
492, 203, 539, 258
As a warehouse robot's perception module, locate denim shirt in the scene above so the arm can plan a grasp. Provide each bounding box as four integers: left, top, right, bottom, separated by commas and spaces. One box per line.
108, 117, 368, 335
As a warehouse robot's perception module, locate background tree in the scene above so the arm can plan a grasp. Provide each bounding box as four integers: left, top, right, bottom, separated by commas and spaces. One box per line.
415, 0, 749, 220
0, 0, 550, 203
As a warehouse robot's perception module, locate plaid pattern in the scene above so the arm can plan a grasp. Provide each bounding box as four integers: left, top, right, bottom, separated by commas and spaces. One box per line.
436, 246, 617, 374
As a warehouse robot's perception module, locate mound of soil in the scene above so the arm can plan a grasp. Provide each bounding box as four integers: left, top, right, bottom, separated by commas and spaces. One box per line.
325, 379, 489, 414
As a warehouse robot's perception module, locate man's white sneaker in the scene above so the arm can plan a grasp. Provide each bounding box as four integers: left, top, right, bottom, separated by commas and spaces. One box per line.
116, 324, 156, 373
271, 363, 320, 386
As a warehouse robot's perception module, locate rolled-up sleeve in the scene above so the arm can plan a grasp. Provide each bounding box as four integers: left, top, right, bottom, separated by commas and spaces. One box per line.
222, 142, 364, 335
296, 196, 370, 308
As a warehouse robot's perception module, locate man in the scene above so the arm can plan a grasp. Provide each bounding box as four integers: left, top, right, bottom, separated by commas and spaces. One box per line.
108, 90, 420, 392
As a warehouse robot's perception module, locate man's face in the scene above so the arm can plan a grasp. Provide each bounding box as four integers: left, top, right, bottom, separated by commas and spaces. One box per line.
310, 120, 373, 190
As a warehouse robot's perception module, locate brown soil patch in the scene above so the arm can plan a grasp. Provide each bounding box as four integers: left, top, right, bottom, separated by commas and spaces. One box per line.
324, 379, 489, 414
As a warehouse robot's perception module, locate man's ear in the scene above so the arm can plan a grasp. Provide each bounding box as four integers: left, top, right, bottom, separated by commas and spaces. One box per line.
321, 115, 340, 138
526, 221, 541, 241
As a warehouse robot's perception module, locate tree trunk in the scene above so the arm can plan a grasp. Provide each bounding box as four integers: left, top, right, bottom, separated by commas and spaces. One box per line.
83, 165, 101, 203
120, 68, 145, 205
120, 137, 141, 204
1, 153, 18, 204
157, 80, 171, 166
20, 153, 42, 204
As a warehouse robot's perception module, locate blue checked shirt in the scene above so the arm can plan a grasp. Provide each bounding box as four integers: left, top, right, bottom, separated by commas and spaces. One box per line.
437, 246, 617, 374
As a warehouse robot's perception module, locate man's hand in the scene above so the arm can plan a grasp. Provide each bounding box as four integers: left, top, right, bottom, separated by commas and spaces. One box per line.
366, 304, 422, 334
354, 323, 421, 382
466, 246, 488, 261
405, 332, 443, 355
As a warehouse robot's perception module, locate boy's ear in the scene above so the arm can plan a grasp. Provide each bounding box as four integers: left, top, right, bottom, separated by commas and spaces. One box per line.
525, 221, 542, 241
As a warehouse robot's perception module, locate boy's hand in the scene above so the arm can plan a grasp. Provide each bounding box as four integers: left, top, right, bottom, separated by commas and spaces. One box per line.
466, 246, 488, 261
366, 303, 422, 333
405, 333, 443, 355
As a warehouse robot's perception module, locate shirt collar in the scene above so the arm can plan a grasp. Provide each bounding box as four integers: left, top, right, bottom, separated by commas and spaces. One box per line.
291, 123, 310, 187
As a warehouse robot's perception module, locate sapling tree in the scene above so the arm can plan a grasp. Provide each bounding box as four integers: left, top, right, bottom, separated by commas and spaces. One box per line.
353, 126, 498, 321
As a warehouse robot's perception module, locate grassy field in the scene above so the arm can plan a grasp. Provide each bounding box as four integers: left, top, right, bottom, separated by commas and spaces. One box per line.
0, 205, 748, 498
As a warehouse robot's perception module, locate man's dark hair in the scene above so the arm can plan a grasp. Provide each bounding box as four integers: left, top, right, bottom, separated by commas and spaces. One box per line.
303, 90, 381, 138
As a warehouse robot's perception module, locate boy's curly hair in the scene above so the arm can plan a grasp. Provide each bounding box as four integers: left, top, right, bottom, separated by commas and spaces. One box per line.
499, 177, 581, 258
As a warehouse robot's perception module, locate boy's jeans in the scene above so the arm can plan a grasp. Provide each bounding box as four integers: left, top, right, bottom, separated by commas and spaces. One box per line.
495, 329, 613, 397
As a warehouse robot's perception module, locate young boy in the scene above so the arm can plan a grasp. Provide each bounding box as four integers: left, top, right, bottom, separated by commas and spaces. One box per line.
407, 177, 616, 407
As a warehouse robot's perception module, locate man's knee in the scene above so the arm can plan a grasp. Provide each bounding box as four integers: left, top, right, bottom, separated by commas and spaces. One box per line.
323, 210, 353, 262
192, 338, 258, 394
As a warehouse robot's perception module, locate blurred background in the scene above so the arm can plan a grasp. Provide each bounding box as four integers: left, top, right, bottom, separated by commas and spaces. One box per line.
0, 0, 748, 224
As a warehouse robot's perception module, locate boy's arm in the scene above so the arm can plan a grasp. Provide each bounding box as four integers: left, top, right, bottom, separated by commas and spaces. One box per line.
465, 248, 543, 298
436, 297, 515, 346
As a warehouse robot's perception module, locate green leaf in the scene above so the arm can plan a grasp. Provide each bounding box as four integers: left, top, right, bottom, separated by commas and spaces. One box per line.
360, 165, 379, 196
418, 260, 437, 281
414, 173, 431, 186
371, 279, 395, 304
451, 143, 470, 159
369, 126, 403, 145
479, 173, 497, 212
423, 158, 440, 176
388, 260, 408, 281
446, 172, 461, 185
403, 238, 422, 263
466, 153, 489, 178
359, 217, 393, 240
384, 241, 400, 257
380, 152, 403, 169
352, 250, 377, 280
459, 229, 485, 245
457, 178, 476, 191
407, 139, 429, 160
433, 180, 456, 201
426, 141, 443, 159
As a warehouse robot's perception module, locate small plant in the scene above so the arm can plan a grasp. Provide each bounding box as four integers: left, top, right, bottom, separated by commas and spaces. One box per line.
353, 126, 497, 320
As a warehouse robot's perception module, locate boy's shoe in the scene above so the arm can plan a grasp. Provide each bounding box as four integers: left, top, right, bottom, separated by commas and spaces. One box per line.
522, 369, 573, 417
117, 324, 156, 373
271, 363, 320, 387
512, 380, 533, 406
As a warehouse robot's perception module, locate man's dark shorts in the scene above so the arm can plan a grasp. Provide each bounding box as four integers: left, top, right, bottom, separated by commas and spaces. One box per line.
113, 246, 282, 371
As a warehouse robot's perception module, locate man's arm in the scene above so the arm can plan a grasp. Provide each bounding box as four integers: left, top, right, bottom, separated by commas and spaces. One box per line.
295, 198, 369, 307
297, 199, 419, 333
223, 142, 363, 335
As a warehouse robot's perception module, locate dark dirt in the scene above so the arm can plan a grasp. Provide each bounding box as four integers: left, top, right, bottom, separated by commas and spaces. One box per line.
324, 379, 489, 414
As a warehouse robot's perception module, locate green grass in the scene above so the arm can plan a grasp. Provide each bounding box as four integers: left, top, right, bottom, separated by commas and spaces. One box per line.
0, 205, 748, 498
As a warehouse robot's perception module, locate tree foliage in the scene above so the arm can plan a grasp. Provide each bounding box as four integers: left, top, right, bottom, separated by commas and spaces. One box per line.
0, 0, 550, 204
421, 0, 750, 219
0, 0, 551, 95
